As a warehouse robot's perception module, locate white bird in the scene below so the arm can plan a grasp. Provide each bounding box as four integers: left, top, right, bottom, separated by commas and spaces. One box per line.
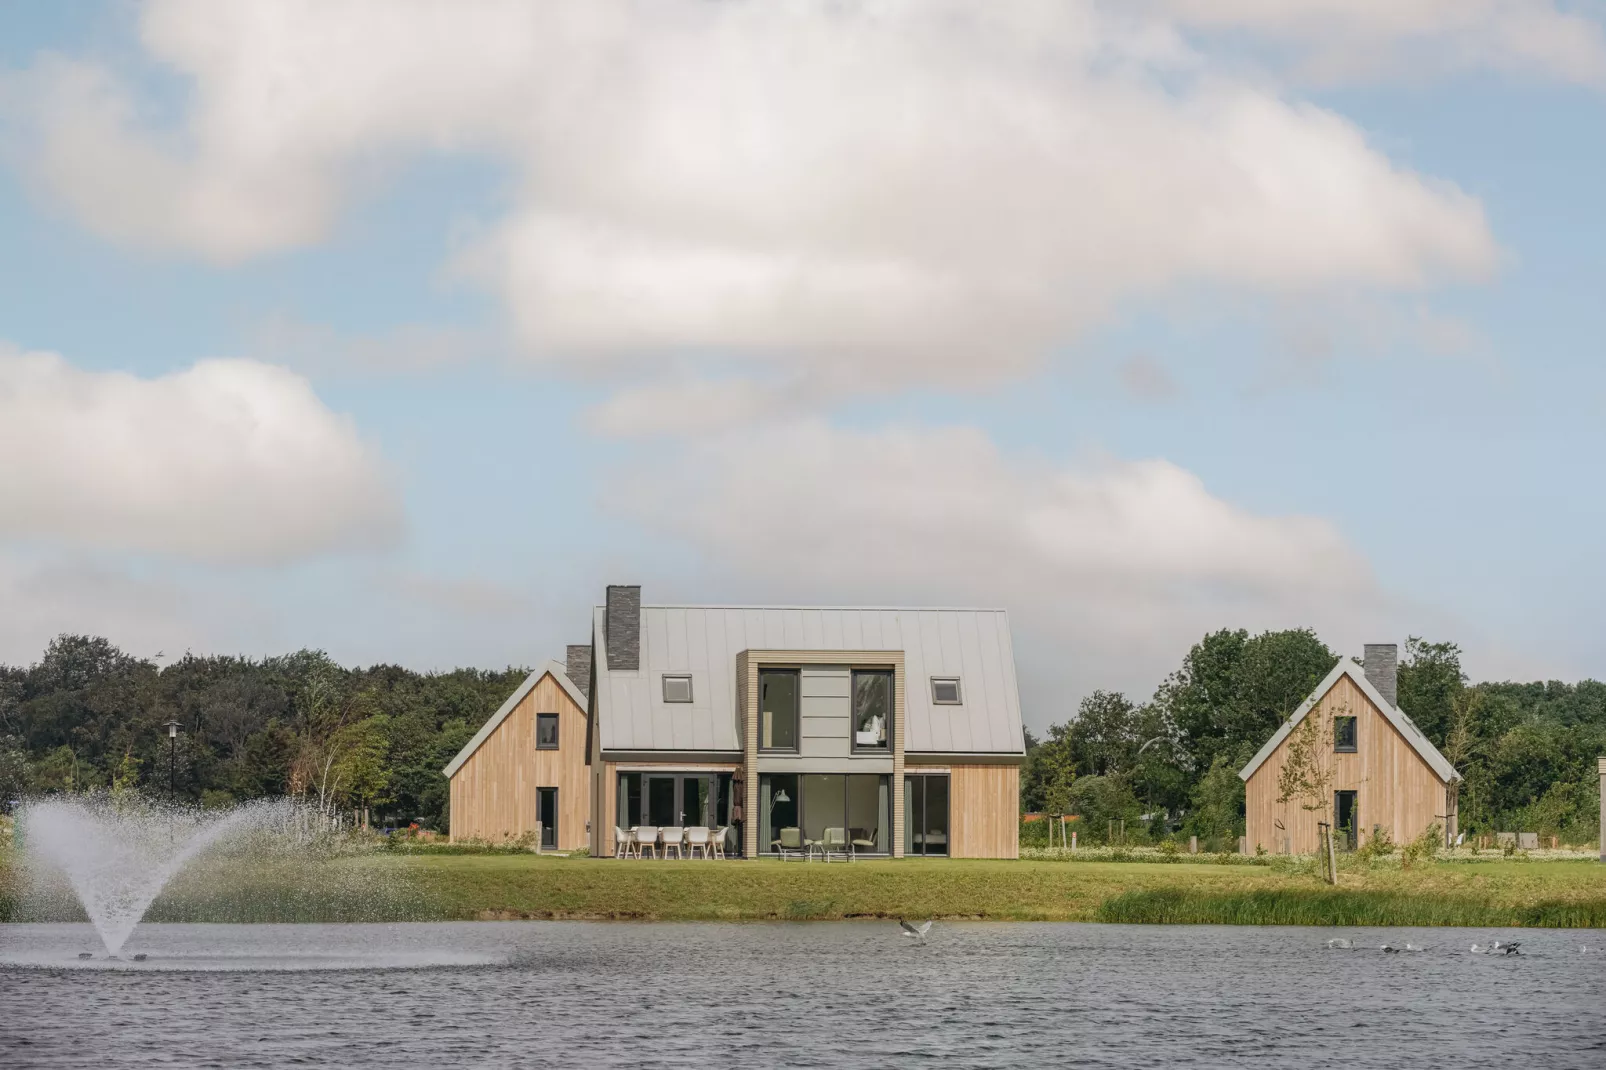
899, 918, 933, 939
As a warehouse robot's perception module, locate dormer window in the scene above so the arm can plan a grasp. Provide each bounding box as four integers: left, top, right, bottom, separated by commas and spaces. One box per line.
663, 675, 693, 703
930, 677, 962, 705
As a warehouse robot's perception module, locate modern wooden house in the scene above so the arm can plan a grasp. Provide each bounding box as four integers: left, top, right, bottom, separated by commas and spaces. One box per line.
1240, 644, 1460, 855
585, 585, 1027, 859
444, 657, 591, 849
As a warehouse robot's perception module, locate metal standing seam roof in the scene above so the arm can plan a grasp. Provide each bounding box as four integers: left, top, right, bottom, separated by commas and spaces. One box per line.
442, 660, 587, 778
592, 605, 1026, 754
1238, 660, 1460, 785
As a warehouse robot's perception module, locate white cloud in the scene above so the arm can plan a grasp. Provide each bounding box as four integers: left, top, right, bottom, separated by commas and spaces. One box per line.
1154, 0, 1606, 86
0, 347, 402, 563
607, 420, 1394, 704
7, 0, 1499, 395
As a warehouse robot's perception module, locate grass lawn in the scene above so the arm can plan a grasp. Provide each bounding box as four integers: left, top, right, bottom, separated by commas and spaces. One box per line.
7, 847, 1604, 927
387, 854, 1606, 926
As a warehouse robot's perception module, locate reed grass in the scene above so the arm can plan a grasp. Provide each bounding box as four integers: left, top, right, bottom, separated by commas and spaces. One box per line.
1097, 886, 1606, 928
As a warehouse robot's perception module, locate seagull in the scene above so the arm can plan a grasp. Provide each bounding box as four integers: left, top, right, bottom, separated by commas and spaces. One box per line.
899, 918, 933, 939
1325, 938, 1352, 949
1380, 944, 1401, 954
1497, 941, 1521, 955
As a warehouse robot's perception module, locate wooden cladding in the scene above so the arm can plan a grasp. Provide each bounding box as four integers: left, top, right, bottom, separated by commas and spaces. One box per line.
949, 764, 1020, 859
449, 672, 590, 849
1244, 673, 1452, 855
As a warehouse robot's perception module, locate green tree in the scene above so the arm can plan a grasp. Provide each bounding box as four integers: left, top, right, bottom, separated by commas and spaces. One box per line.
1188, 754, 1245, 845
1397, 637, 1465, 745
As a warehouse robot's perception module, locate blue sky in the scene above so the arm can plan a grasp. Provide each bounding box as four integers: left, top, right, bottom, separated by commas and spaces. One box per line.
2, 1, 1603, 728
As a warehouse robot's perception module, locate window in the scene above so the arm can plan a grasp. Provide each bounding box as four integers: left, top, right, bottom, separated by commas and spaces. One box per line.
853, 669, 892, 750
930, 677, 962, 704
760, 669, 800, 751
1333, 715, 1357, 753
536, 713, 559, 750
662, 674, 693, 703
904, 774, 950, 856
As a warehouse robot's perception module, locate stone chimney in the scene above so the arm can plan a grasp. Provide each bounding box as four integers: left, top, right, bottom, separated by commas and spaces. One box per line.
565, 644, 592, 698
605, 585, 641, 671
1363, 643, 1398, 708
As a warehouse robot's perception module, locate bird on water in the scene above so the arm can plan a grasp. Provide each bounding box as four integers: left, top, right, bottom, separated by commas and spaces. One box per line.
899, 918, 933, 939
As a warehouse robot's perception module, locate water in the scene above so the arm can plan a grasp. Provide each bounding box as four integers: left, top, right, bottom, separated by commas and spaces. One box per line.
16, 797, 323, 957
3, 921, 1603, 1068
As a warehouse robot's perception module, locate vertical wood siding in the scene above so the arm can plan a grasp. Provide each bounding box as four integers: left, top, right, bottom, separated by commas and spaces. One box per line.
448, 673, 590, 848
949, 764, 1020, 858
1244, 674, 1451, 854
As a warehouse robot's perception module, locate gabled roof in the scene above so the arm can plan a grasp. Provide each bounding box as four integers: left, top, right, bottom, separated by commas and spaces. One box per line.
442, 661, 587, 778
1238, 660, 1459, 785
591, 604, 1025, 754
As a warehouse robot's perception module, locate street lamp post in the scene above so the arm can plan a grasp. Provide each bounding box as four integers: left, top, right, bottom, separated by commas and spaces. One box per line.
163, 720, 182, 799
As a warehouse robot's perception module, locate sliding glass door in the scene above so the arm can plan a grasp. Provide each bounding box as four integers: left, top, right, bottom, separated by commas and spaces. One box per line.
760, 773, 889, 855
619, 772, 731, 831
904, 774, 950, 856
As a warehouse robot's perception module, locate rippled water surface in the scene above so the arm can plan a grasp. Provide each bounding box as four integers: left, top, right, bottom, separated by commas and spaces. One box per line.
3, 921, 1604, 1069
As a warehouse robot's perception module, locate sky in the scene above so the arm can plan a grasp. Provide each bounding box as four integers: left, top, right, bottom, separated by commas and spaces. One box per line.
1, 1, 1603, 730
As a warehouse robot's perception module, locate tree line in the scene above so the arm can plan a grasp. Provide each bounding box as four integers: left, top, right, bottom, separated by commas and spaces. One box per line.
1020, 629, 1606, 848
0, 635, 527, 829
3, 630, 1601, 844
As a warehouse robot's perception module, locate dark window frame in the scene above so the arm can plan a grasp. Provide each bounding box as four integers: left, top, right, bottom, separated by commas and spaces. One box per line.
537, 786, 558, 849
905, 773, 950, 856
759, 668, 801, 754
852, 668, 894, 753
536, 712, 560, 750
930, 676, 963, 705
1333, 715, 1357, 753
662, 674, 694, 703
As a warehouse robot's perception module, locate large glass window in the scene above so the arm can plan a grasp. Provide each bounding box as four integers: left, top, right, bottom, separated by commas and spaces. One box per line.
760, 669, 800, 751
618, 772, 733, 840
904, 774, 950, 856
761, 774, 800, 854
853, 670, 891, 751
760, 773, 889, 856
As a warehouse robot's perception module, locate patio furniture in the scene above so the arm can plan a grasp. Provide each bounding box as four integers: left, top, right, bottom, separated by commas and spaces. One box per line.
821, 827, 849, 862
771, 826, 802, 859
661, 826, 686, 859
635, 825, 659, 860
614, 826, 632, 859
710, 826, 728, 860
686, 826, 711, 860
850, 827, 878, 858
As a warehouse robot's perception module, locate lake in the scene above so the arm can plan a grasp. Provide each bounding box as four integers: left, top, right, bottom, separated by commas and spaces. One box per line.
2, 921, 1603, 1068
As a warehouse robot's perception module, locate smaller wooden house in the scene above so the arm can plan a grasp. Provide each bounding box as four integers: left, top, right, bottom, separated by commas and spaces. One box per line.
1240, 644, 1459, 855
443, 654, 591, 849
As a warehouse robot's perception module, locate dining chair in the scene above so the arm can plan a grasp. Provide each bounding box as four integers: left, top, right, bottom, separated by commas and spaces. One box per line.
686, 826, 711, 860
635, 825, 659, 860
710, 826, 727, 860
614, 826, 631, 859
661, 826, 685, 859
821, 827, 848, 861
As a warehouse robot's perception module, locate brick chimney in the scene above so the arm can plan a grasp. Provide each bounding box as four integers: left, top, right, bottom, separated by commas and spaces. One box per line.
565, 644, 592, 698
1363, 643, 1398, 708
605, 585, 641, 671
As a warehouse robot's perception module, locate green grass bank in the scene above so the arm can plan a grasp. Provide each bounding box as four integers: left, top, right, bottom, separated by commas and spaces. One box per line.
6, 850, 1604, 928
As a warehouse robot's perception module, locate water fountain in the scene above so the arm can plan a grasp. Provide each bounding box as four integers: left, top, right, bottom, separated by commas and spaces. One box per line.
15, 795, 311, 959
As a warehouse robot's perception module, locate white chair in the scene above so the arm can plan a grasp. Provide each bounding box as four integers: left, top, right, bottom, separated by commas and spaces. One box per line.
661, 826, 685, 859
614, 826, 632, 859
710, 826, 728, 860
686, 826, 711, 860
635, 825, 659, 860
821, 827, 848, 862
